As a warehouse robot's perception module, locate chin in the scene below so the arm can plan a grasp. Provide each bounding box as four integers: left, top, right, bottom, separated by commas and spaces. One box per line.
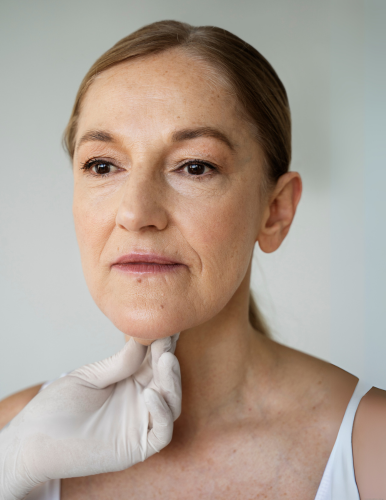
91, 282, 233, 340
103, 302, 194, 339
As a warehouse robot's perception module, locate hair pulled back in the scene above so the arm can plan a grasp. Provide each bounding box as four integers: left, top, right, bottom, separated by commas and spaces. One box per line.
63, 20, 292, 338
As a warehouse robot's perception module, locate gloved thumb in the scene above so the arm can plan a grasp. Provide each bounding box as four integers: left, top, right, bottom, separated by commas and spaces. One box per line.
157, 352, 182, 421
69, 337, 147, 389
151, 333, 180, 389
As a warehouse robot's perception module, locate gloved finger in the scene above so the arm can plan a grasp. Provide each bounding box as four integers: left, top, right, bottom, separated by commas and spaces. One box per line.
151, 337, 173, 388
157, 352, 182, 421
132, 347, 153, 387
144, 388, 173, 453
69, 337, 147, 389
135, 333, 180, 388
169, 332, 180, 354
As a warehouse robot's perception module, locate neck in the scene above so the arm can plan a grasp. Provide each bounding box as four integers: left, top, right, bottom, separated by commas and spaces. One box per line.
173, 263, 275, 435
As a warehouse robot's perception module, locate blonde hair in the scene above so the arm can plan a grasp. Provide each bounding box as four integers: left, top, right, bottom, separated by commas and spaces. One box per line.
63, 20, 292, 338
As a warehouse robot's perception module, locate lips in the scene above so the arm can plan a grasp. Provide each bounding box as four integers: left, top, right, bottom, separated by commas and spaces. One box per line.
111, 252, 185, 274
112, 253, 182, 266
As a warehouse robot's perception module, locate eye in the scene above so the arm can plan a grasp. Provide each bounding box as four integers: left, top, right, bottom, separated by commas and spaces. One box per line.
182, 161, 215, 176
81, 159, 119, 176
92, 162, 112, 175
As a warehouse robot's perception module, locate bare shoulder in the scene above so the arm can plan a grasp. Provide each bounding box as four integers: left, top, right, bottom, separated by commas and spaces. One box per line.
0, 384, 43, 430
353, 385, 386, 497
270, 339, 359, 402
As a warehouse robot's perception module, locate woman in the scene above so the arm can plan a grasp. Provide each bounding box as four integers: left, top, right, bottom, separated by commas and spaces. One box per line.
1, 20, 385, 500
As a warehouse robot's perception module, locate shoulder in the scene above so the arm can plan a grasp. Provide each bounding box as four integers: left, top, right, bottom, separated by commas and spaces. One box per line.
0, 384, 43, 430
353, 386, 386, 497
271, 340, 359, 403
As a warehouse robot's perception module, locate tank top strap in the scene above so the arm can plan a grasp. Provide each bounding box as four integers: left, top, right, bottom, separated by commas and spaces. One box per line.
315, 378, 373, 500
330, 378, 373, 497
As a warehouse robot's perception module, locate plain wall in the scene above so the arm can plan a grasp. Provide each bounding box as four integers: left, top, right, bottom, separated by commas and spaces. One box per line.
1, 0, 385, 399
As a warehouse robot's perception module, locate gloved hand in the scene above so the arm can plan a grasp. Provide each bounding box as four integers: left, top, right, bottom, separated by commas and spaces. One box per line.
0, 334, 181, 500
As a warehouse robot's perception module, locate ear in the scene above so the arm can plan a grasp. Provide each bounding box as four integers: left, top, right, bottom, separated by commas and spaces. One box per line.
257, 172, 302, 253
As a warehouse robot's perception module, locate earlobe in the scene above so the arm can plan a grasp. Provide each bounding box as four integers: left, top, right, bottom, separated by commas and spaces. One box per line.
256, 172, 302, 254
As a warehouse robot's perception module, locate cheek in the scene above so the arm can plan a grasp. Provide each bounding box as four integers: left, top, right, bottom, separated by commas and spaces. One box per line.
73, 185, 116, 280
178, 181, 260, 288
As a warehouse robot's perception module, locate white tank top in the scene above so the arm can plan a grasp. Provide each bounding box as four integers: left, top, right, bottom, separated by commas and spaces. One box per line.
25, 377, 373, 500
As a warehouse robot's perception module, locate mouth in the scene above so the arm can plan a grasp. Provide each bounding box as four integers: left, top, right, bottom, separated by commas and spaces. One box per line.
111, 253, 185, 274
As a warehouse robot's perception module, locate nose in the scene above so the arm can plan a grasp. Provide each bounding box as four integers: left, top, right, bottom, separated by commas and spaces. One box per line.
116, 169, 168, 233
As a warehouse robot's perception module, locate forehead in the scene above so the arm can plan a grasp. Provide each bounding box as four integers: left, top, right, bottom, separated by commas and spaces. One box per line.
77, 49, 250, 144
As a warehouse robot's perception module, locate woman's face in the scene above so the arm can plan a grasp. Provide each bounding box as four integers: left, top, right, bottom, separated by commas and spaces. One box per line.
72, 49, 266, 339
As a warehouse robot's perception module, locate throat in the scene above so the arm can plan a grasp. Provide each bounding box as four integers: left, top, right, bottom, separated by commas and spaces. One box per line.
174, 315, 272, 432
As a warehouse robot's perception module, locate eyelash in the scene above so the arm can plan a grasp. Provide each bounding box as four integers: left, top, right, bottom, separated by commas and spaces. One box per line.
80, 158, 117, 177
80, 158, 218, 179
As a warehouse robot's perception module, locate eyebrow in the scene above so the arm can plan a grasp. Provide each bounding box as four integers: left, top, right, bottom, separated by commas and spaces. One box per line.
76, 126, 236, 153
171, 127, 236, 152
76, 130, 115, 151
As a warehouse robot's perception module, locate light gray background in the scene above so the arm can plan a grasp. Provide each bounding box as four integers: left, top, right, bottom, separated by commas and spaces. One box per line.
1, 0, 385, 399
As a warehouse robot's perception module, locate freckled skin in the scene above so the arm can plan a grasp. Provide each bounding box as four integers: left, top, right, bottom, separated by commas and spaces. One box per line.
72, 49, 274, 340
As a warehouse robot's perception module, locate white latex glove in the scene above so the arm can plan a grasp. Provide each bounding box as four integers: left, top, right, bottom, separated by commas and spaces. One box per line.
0, 334, 181, 500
